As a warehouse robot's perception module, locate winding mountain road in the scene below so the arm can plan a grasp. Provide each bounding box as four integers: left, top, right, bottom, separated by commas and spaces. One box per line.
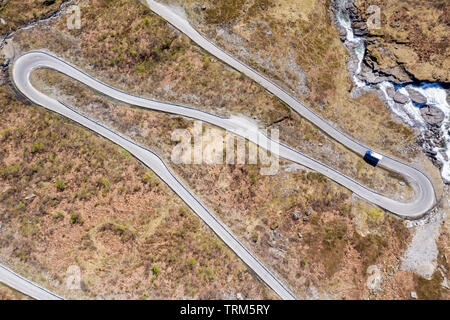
1, 0, 437, 301
8, 51, 300, 300
145, 0, 436, 218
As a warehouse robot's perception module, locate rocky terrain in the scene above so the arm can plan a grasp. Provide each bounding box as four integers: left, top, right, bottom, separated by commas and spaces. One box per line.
332, 0, 449, 299
0, 0, 74, 42
352, 0, 448, 85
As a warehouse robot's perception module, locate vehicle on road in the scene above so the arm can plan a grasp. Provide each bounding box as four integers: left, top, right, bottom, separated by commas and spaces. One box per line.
364, 150, 383, 167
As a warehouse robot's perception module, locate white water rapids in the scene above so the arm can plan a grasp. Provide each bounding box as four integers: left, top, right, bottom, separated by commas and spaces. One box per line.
335, 7, 450, 183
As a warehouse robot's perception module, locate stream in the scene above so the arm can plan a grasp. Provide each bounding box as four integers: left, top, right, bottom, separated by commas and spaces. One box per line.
334, 2, 450, 184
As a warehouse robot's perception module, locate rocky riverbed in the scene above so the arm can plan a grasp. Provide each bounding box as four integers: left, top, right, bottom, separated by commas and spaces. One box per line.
332, 0, 450, 184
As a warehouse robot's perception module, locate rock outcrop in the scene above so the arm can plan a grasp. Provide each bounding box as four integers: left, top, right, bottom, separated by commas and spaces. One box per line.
420, 106, 445, 128
353, 0, 449, 85
393, 91, 409, 104
406, 87, 427, 104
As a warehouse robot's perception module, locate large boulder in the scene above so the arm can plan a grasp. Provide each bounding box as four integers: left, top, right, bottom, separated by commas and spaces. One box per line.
385, 87, 409, 104
386, 86, 395, 98
406, 87, 427, 104
352, 21, 367, 36
420, 105, 445, 128
393, 91, 409, 104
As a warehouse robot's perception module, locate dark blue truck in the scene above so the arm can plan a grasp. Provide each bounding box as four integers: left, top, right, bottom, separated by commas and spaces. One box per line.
363, 150, 383, 167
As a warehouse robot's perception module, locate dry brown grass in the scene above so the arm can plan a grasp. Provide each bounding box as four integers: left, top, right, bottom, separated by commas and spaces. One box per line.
11, 0, 419, 199
25, 66, 415, 298
0, 85, 276, 299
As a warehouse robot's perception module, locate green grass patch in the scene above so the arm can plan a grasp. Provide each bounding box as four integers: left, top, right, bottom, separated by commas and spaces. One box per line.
55, 178, 67, 191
